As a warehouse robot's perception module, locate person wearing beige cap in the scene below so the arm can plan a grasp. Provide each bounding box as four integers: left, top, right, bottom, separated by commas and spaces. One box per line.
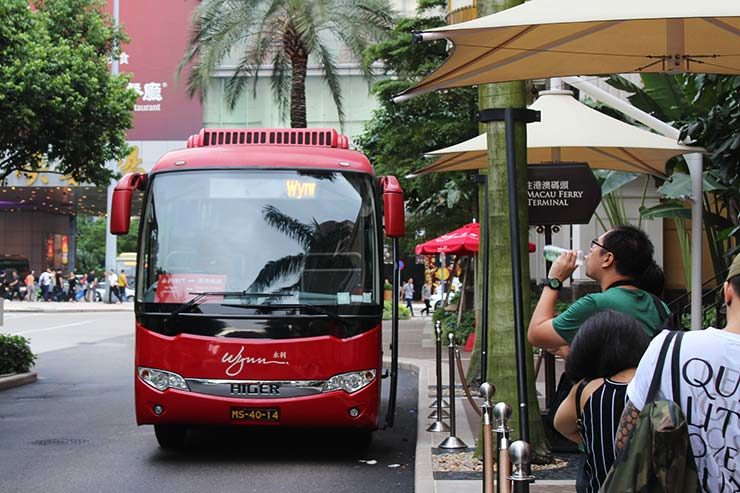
616, 253, 740, 491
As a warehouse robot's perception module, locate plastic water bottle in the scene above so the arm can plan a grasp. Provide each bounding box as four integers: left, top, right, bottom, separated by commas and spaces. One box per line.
543, 245, 584, 266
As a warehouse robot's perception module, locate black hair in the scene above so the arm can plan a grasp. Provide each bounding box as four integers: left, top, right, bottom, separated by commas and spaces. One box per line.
565, 310, 652, 382
602, 225, 655, 280
638, 259, 665, 297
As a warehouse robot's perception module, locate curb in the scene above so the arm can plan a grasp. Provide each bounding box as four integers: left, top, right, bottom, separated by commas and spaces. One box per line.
4, 308, 133, 313
383, 356, 434, 493
0, 371, 37, 391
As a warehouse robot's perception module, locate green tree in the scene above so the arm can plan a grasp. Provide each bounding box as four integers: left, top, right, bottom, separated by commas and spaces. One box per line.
475, 0, 550, 462
76, 216, 138, 273
178, 0, 395, 128
0, 0, 136, 184
356, 0, 478, 255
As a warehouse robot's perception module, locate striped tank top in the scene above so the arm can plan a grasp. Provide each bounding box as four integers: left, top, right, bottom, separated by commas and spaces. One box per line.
578, 378, 629, 493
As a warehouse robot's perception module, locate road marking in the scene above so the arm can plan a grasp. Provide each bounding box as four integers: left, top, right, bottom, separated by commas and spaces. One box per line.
12, 320, 97, 335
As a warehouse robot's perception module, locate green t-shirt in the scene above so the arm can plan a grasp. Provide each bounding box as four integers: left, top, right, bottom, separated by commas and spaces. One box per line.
552, 287, 668, 343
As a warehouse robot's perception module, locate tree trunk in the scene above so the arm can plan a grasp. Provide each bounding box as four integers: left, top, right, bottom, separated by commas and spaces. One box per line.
475, 0, 552, 462
285, 29, 308, 128
466, 180, 486, 384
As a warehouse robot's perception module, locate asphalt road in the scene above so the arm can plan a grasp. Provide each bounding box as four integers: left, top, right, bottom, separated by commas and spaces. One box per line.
0, 312, 417, 493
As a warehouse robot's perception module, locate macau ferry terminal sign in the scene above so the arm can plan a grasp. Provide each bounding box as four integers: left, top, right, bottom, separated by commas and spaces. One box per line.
526, 163, 602, 226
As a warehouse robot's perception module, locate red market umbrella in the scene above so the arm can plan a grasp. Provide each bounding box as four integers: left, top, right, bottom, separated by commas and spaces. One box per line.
415, 222, 480, 255
415, 222, 535, 255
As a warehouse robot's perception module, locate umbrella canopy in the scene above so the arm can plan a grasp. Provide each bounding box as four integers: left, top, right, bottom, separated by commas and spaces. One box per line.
415, 222, 535, 255
394, 0, 740, 101
417, 90, 701, 176
415, 222, 480, 255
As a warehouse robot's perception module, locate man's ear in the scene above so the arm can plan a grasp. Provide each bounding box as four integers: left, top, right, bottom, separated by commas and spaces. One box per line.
602, 252, 615, 269
725, 281, 734, 306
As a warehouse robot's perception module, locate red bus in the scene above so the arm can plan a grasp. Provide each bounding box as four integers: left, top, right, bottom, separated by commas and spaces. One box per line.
110, 128, 405, 449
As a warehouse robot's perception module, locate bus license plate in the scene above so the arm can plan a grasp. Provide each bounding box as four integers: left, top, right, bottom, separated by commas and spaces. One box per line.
230, 407, 280, 422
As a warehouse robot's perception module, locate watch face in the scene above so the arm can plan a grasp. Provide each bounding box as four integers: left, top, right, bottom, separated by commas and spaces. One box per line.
548, 278, 561, 289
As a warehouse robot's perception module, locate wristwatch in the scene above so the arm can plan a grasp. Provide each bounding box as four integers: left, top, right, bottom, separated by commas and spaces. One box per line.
545, 277, 563, 291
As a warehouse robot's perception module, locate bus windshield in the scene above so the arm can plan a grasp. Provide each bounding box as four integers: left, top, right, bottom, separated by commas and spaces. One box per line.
137, 169, 379, 308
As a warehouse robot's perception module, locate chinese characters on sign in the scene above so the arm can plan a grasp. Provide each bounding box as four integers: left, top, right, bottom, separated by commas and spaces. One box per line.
127, 81, 168, 112
526, 163, 602, 225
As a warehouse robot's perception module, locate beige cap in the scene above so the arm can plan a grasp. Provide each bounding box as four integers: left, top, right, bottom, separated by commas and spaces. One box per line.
728, 253, 740, 282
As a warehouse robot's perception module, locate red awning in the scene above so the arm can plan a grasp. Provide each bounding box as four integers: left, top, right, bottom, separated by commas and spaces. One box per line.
415, 222, 536, 256
415, 223, 480, 256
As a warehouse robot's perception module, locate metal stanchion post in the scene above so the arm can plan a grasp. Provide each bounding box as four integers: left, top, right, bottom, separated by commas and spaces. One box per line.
0, 298, 4, 326
438, 333, 467, 449
480, 383, 495, 493
492, 402, 513, 493
427, 321, 450, 432
430, 320, 449, 409
508, 440, 535, 493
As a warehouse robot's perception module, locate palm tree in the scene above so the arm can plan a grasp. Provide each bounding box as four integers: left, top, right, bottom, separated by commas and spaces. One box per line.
248, 204, 356, 292
178, 0, 396, 128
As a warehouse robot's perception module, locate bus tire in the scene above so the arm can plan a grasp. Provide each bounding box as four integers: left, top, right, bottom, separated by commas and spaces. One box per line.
154, 424, 187, 449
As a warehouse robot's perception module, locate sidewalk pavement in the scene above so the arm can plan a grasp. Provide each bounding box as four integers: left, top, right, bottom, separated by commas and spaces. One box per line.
2, 299, 574, 492
0, 299, 134, 314
386, 302, 575, 493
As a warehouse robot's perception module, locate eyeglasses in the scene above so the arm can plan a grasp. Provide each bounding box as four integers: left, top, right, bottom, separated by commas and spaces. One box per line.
591, 238, 612, 254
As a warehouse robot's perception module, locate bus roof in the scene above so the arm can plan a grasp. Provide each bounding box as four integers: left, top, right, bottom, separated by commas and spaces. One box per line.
151, 128, 374, 176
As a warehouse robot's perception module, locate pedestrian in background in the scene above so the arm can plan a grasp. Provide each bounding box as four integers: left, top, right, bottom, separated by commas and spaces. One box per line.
67, 272, 77, 302
24, 270, 36, 301
401, 277, 414, 316
117, 269, 128, 302
420, 279, 432, 316
6, 271, 22, 300
39, 268, 53, 302
52, 270, 64, 301
85, 270, 97, 302
108, 270, 119, 303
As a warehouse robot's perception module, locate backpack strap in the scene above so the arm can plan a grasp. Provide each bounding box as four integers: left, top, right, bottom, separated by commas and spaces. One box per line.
575, 378, 590, 431
649, 293, 670, 323
646, 331, 678, 404
670, 331, 684, 405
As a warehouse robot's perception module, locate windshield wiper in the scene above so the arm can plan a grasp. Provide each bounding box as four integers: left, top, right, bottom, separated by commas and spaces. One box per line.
220, 302, 349, 329
163, 290, 292, 325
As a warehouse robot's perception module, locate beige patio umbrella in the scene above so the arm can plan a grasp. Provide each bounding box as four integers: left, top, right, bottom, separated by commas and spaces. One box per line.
394, 0, 740, 101
417, 90, 700, 176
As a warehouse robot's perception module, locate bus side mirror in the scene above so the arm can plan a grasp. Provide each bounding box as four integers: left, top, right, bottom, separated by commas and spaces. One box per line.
379, 176, 405, 238
111, 173, 147, 235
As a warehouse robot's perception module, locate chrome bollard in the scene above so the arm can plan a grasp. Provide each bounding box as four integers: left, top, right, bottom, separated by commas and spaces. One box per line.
427, 321, 450, 432
480, 382, 496, 493
430, 320, 449, 409
438, 333, 467, 449
508, 440, 535, 493
493, 402, 513, 493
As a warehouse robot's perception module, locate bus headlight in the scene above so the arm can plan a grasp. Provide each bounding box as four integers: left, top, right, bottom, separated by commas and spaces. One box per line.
138, 367, 190, 392
323, 369, 376, 394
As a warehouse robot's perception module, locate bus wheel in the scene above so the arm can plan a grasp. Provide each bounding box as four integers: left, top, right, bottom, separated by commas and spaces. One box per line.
154, 424, 187, 449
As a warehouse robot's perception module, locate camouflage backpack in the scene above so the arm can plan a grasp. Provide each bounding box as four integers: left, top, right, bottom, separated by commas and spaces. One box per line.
600, 331, 699, 493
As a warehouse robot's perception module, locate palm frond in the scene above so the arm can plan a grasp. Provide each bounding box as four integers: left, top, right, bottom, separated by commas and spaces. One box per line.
262, 205, 315, 249
248, 254, 305, 292
314, 40, 345, 127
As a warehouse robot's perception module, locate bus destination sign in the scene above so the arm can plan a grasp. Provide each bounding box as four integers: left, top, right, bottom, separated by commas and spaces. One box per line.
527, 163, 602, 226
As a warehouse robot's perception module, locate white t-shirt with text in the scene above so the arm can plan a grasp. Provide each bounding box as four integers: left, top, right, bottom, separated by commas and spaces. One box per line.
627, 328, 740, 492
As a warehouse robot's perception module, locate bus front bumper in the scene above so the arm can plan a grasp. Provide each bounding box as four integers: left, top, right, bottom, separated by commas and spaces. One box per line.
135, 378, 380, 429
